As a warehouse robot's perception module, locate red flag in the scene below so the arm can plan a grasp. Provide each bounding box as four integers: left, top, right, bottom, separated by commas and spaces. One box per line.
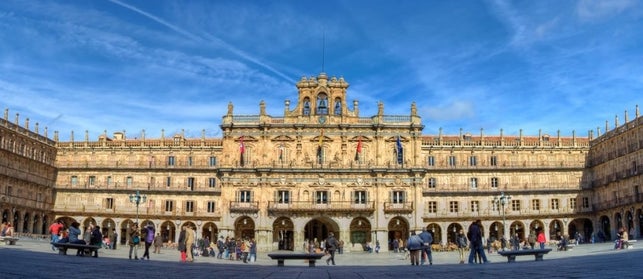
240, 136, 245, 166
239, 136, 245, 154
355, 136, 362, 161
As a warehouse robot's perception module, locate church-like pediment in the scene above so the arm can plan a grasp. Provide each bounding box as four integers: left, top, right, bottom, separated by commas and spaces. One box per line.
272, 135, 295, 142
236, 135, 259, 142
349, 136, 371, 142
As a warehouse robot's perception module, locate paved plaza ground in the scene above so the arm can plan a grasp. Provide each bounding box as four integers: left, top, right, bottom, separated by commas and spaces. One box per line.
1, 237, 641, 278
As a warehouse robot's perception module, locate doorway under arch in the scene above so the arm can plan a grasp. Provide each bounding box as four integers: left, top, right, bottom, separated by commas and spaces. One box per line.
387, 217, 409, 250
350, 217, 372, 246
304, 217, 340, 248
273, 217, 294, 250
235, 216, 255, 239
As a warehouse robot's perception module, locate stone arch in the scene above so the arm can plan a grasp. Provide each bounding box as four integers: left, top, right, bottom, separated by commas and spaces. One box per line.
349, 217, 372, 246
234, 216, 255, 239
82, 217, 97, 231
160, 220, 177, 243
599, 215, 611, 240
549, 219, 564, 240
529, 220, 545, 236
489, 221, 504, 241
388, 217, 409, 250
446, 223, 464, 244
304, 216, 340, 249
509, 220, 526, 241
273, 217, 294, 250
202, 222, 218, 242
120, 219, 135, 245
101, 218, 117, 238
426, 223, 441, 245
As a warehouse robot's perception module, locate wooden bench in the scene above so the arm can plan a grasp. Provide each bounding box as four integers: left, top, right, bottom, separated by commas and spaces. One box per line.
498, 248, 552, 263
51, 242, 101, 257
267, 253, 326, 267
0, 237, 19, 245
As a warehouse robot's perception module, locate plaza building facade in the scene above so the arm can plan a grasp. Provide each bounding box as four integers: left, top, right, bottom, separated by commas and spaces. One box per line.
1, 72, 641, 252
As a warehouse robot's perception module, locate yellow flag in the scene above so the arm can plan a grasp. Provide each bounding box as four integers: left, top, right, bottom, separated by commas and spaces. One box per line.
318, 129, 324, 146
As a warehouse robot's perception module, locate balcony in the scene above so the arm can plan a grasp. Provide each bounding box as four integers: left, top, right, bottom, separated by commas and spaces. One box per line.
267, 201, 375, 215
383, 202, 413, 214
229, 201, 259, 214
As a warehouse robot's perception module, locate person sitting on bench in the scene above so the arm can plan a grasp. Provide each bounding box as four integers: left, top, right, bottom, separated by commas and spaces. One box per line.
68, 222, 87, 256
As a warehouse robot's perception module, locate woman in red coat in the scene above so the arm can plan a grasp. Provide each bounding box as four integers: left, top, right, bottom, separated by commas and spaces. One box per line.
537, 230, 546, 249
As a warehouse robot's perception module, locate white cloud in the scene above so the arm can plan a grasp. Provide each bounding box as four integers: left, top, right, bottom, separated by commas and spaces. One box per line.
576, 0, 637, 21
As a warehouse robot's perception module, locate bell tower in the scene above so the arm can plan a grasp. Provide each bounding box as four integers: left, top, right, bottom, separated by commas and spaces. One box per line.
284, 72, 358, 124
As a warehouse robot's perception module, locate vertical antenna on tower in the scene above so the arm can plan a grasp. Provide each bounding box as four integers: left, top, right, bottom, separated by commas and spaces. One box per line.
322, 30, 326, 73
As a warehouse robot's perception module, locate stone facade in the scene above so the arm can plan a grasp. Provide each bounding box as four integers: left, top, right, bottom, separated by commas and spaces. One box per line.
0, 73, 641, 252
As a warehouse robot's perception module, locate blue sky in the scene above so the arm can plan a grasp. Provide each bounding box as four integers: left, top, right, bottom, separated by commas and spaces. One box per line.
1, 0, 641, 141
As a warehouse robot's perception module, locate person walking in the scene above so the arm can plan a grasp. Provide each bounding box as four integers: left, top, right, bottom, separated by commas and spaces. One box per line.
177, 226, 187, 262
537, 230, 546, 249
153, 233, 163, 254
48, 220, 64, 251
467, 220, 489, 264
128, 223, 140, 260
89, 225, 102, 258
142, 223, 155, 260
185, 225, 195, 262
418, 228, 433, 265
456, 229, 468, 264
528, 231, 536, 249
325, 232, 339, 265
406, 231, 423, 266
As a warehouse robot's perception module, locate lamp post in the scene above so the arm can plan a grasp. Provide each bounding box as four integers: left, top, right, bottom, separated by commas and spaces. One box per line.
129, 190, 147, 224
493, 192, 511, 239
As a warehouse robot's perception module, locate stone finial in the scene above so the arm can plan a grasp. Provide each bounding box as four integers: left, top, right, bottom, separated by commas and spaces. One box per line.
624, 110, 628, 123
377, 101, 383, 116
142, 129, 146, 141
201, 129, 205, 140
35, 122, 39, 134
15, 113, 19, 125
411, 102, 417, 116
227, 102, 234, 115
25, 118, 29, 129
605, 120, 609, 132
260, 100, 266, 116
3, 108, 7, 121
85, 130, 89, 141
161, 129, 165, 139
70, 130, 74, 142
636, 105, 640, 118
45, 127, 49, 138
615, 115, 619, 127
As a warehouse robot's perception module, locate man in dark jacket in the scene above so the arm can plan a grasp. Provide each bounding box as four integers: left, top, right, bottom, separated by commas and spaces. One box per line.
467, 220, 489, 264
418, 228, 433, 265
89, 225, 102, 258
325, 232, 339, 265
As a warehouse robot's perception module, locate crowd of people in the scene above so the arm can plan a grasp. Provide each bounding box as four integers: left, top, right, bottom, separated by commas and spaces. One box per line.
48, 220, 103, 257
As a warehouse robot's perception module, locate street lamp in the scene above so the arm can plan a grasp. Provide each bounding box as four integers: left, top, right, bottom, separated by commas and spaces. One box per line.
493, 192, 511, 239
129, 190, 147, 224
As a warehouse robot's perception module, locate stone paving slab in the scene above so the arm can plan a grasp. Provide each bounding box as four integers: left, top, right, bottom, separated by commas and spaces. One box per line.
1, 238, 641, 278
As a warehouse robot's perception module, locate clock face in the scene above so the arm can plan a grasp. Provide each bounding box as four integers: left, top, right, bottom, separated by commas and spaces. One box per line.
318, 116, 326, 124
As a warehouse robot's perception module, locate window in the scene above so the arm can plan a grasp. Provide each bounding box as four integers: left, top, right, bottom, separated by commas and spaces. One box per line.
239, 190, 252, 203
126, 176, 133, 187
391, 191, 405, 204
569, 198, 576, 209
551, 199, 559, 210
208, 178, 216, 188
491, 177, 499, 188
187, 177, 195, 191
209, 156, 217, 167
277, 190, 290, 204
490, 156, 497, 166
106, 176, 112, 186
427, 201, 437, 213
105, 198, 114, 209
511, 200, 521, 211
427, 156, 435, 166
166, 177, 172, 187
334, 98, 342, 115
185, 201, 194, 213
532, 199, 540, 210
71, 176, 78, 186
469, 156, 477, 166
470, 177, 478, 189
207, 201, 216, 213
164, 200, 174, 212
449, 201, 459, 213
582, 197, 589, 208
354, 191, 367, 204
88, 176, 96, 186
316, 191, 329, 204
187, 156, 193, 166
168, 156, 175, 166
448, 156, 457, 167
316, 93, 328, 115
428, 177, 437, 188
470, 200, 479, 212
